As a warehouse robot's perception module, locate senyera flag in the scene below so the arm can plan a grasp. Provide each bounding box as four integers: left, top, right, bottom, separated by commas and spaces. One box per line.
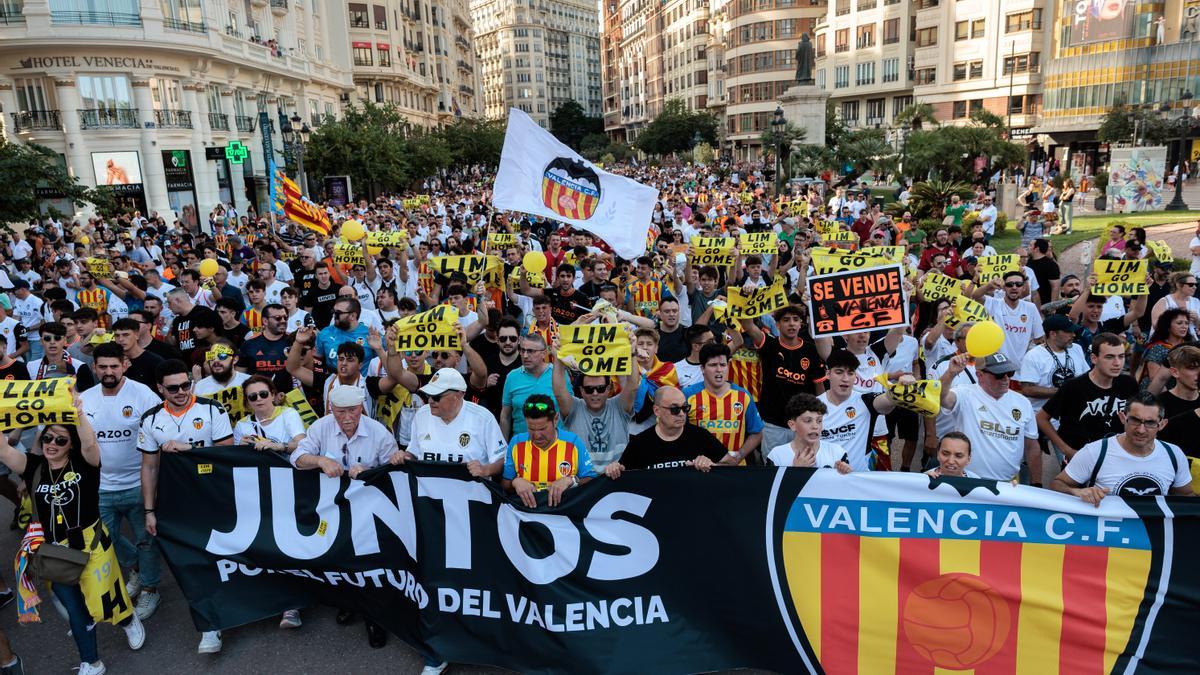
492, 107, 657, 260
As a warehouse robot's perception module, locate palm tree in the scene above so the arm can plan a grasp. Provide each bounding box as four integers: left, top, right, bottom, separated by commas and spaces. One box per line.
895, 103, 937, 131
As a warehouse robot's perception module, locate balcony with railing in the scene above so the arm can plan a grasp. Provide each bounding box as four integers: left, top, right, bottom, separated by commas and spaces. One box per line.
51, 10, 140, 25
163, 17, 206, 32
10, 110, 61, 132
0, 9, 23, 24
208, 112, 229, 130
235, 115, 256, 133
79, 108, 139, 129
154, 109, 192, 129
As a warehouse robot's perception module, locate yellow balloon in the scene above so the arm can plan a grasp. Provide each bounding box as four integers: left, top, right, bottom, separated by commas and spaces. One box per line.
342, 220, 365, 241
80, 235, 90, 246
965, 321, 1005, 358
523, 251, 547, 274
198, 258, 219, 277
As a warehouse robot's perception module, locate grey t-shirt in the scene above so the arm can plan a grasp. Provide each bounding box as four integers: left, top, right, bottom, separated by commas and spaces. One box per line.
563, 396, 632, 470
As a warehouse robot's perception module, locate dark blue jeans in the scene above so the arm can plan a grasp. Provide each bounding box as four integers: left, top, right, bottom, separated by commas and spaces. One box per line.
50, 582, 97, 664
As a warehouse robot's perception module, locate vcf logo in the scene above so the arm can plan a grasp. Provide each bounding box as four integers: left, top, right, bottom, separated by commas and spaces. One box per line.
542, 157, 600, 220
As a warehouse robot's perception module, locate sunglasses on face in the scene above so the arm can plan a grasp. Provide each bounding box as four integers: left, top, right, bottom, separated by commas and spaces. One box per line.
497, 335, 519, 343
246, 390, 272, 402
1005, 281, 1024, 288
656, 403, 691, 416
581, 384, 608, 394
163, 381, 193, 394
41, 433, 70, 447
210, 353, 232, 361
427, 391, 455, 402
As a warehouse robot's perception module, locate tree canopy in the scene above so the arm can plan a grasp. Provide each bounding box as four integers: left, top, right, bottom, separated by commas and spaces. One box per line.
635, 99, 718, 156
0, 139, 108, 224
1097, 98, 1171, 147
549, 100, 604, 151
901, 110, 1024, 182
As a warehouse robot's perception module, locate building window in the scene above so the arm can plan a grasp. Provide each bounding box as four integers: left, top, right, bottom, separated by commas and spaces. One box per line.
51, 0, 140, 24
972, 19, 985, 38
348, 2, 367, 27
841, 101, 859, 125
150, 77, 182, 110
882, 57, 899, 83
1005, 8, 1041, 33
835, 0, 849, 16
835, 28, 849, 53
835, 65, 849, 88
856, 61, 875, 86
1003, 52, 1040, 74
78, 74, 134, 111
916, 26, 937, 47
952, 60, 983, 81
914, 67, 935, 85
893, 95, 913, 118
883, 18, 900, 45
865, 98, 885, 124
373, 4, 386, 29
377, 46, 391, 66
953, 100, 967, 119
954, 20, 968, 41
353, 45, 373, 66
856, 24, 874, 49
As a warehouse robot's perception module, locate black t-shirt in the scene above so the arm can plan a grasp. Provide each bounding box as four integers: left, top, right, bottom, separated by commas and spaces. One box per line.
219, 322, 250, 348
1042, 373, 1139, 450
467, 334, 521, 415
0, 359, 29, 381
292, 267, 319, 296
1159, 410, 1200, 458
578, 280, 606, 303
547, 288, 588, 325
23, 453, 100, 546
619, 423, 729, 470
656, 325, 689, 363
1026, 256, 1060, 306
239, 333, 289, 377
170, 306, 218, 364
1159, 391, 1200, 421
144, 337, 183, 362
302, 283, 344, 328
755, 334, 827, 425
1141, 280, 1172, 333
126, 349, 164, 389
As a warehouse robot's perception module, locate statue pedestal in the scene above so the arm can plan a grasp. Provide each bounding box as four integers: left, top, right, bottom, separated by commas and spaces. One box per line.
780, 84, 830, 149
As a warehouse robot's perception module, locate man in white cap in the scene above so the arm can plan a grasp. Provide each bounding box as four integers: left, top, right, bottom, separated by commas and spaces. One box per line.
291, 385, 404, 478
289, 383, 405, 649
407, 368, 507, 476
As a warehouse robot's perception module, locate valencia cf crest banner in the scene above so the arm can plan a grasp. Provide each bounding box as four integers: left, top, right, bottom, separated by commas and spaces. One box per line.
156, 449, 1200, 675
492, 108, 657, 260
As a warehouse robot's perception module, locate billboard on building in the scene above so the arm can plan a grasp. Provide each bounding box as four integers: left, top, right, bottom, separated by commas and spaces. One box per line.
1066, 0, 1137, 46
1109, 146, 1166, 213
91, 151, 143, 186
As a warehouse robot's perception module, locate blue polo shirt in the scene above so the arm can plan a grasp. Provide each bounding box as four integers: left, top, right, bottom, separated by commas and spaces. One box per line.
501, 366, 554, 437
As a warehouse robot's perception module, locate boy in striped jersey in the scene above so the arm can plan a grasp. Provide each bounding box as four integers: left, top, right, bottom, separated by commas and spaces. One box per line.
625, 256, 676, 318
684, 342, 764, 465
502, 395, 596, 508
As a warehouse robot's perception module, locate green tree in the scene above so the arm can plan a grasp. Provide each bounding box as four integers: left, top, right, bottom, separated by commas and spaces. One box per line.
1097, 98, 1171, 147
902, 113, 1024, 182
825, 100, 848, 147
0, 139, 99, 224
759, 121, 807, 182
303, 102, 412, 198
895, 103, 938, 130
636, 99, 718, 156
550, 100, 604, 151
437, 118, 506, 167
835, 127, 893, 182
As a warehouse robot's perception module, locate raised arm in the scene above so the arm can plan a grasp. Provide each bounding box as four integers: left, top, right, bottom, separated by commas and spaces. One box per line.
286, 326, 317, 387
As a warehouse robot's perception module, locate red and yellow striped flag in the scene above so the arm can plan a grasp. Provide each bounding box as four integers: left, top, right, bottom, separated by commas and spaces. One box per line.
280, 173, 331, 237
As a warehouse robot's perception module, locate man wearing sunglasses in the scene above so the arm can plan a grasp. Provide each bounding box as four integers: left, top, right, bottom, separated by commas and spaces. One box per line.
502, 394, 595, 509
976, 270, 1044, 365
550, 344, 641, 471
237, 304, 290, 378
407, 367, 506, 476
194, 342, 251, 413
139, 358, 233, 654
606, 385, 727, 475
940, 351, 1040, 483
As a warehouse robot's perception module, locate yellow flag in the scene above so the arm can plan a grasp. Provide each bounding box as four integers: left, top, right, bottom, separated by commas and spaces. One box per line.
333, 243, 366, 266
395, 305, 462, 352
427, 255, 505, 286
920, 272, 964, 302
875, 375, 941, 417
977, 254, 1020, 284
727, 278, 788, 320
944, 295, 990, 329
557, 324, 633, 375
740, 232, 778, 256
689, 236, 736, 267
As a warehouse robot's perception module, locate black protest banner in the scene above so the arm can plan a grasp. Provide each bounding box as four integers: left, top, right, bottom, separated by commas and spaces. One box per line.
155, 449, 1200, 675
806, 264, 908, 338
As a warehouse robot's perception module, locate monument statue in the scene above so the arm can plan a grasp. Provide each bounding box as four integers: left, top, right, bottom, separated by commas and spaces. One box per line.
795, 33, 815, 86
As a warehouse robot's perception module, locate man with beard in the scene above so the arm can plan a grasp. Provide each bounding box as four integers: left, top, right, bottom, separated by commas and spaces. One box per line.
81, 343, 163, 622
519, 263, 588, 324
466, 317, 522, 416
237, 304, 290, 379
194, 341, 251, 418
300, 265, 343, 328
166, 288, 219, 366
315, 297, 373, 374
740, 305, 831, 452
111, 317, 164, 388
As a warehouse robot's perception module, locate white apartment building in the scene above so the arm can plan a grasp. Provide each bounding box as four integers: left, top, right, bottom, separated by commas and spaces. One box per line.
0, 0, 353, 220
814, 0, 914, 130
472, 0, 601, 127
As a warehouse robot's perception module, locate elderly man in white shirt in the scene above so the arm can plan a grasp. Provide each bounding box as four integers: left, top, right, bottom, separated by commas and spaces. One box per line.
408, 368, 507, 476
290, 385, 405, 478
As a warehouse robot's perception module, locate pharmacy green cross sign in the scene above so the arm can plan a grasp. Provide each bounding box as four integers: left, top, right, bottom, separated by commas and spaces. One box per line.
224, 141, 248, 165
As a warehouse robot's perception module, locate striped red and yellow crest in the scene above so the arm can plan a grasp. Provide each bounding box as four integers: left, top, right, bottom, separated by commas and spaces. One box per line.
773, 472, 1155, 675
542, 157, 600, 221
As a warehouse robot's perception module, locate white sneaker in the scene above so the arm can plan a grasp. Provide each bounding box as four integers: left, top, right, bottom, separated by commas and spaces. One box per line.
279, 609, 301, 629
124, 571, 142, 599
134, 591, 160, 621
419, 662, 448, 675
77, 662, 106, 675
197, 631, 222, 654
123, 614, 145, 650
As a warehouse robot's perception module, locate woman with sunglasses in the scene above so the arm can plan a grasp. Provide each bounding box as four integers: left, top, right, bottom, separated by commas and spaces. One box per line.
1150, 272, 1200, 339
0, 402, 145, 675
231, 376, 306, 628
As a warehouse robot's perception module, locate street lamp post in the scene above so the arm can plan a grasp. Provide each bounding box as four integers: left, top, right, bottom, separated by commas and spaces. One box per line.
1165, 91, 1195, 211
771, 106, 785, 195
281, 112, 312, 195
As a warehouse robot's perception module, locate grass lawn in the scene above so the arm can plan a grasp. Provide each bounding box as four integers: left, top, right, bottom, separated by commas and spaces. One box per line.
989, 210, 1200, 253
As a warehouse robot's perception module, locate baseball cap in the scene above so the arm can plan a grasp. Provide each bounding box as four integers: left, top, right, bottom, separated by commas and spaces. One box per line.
1043, 314, 1078, 334
419, 368, 467, 397
979, 352, 1018, 376
328, 385, 366, 408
